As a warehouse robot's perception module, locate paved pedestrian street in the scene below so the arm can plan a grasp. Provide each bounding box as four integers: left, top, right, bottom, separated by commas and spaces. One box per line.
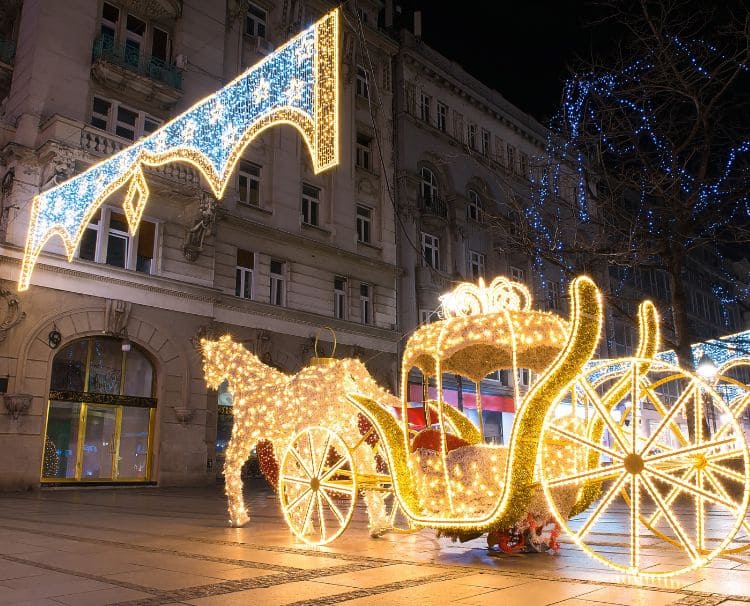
0, 483, 748, 606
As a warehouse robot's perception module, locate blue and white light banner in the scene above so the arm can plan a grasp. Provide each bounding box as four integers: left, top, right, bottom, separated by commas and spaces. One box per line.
19, 8, 339, 290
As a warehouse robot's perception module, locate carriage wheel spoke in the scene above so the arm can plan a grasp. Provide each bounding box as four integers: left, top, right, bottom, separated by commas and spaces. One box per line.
549, 425, 624, 460
646, 466, 739, 511
316, 433, 331, 477
707, 461, 746, 483
704, 468, 734, 508
286, 487, 313, 514
644, 438, 736, 463
579, 379, 628, 451
629, 475, 640, 571
320, 481, 354, 495
546, 463, 625, 488
301, 487, 316, 537
640, 381, 696, 455
576, 471, 628, 541
647, 467, 695, 527
321, 455, 349, 482
320, 487, 345, 525
282, 476, 311, 486
641, 473, 700, 563
316, 492, 327, 543
706, 449, 744, 462
641, 382, 690, 448
290, 446, 315, 479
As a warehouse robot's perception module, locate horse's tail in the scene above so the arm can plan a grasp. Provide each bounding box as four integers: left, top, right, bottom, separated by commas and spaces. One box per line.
201, 335, 286, 389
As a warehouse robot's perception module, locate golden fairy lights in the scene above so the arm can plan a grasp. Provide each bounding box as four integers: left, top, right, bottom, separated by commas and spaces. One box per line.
201, 335, 397, 538
18, 8, 339, 291
202, 274, 750, 576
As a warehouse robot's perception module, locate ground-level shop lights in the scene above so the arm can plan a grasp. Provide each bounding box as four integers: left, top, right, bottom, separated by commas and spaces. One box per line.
201, 275, 750, 578
18, 8, 339, 290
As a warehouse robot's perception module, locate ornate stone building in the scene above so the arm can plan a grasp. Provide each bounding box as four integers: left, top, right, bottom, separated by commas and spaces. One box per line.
0, 0, 399, 489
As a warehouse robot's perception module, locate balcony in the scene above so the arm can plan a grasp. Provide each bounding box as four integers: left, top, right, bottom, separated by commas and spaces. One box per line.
91, 36, 183, 107
418, 195, 448, 220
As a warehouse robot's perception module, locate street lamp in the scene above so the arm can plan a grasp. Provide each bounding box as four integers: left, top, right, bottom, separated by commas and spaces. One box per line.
696, 352, 718, 435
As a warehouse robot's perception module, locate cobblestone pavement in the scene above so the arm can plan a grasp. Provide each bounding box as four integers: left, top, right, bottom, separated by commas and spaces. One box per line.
0, 482, 748, 606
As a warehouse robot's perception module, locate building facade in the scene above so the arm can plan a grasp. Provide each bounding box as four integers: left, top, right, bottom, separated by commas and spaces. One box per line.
0, 0, 399, 489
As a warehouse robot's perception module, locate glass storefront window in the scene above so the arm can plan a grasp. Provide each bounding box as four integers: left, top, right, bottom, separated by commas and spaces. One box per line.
43, 401, 81, 478
43, 337, 157, 483
119, 407, 151, 479
123, 347, 154, 398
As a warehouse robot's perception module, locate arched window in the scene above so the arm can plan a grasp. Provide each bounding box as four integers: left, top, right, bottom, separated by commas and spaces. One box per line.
420, 167, 438, 202
467, 189, 483, 222
43, 337, 156, 483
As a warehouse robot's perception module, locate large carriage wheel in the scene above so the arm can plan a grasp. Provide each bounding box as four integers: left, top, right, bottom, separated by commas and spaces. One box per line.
539, 359, 750, 577
279, 426, 357, 546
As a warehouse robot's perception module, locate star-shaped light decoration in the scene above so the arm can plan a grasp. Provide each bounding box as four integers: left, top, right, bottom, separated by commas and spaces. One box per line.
209, 100, 225, 125
253, 78, 270, 105
285, 78, 305, 104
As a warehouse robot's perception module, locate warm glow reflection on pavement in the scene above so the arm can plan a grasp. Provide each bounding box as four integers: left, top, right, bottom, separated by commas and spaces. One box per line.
0, 482, 748, 605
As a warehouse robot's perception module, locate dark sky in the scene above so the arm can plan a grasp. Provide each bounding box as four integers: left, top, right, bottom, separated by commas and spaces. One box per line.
393, 1, 601, 123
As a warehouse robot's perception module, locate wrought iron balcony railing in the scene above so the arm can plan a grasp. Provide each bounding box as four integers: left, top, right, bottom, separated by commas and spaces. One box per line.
92, 36, 182, 90
0, 35, 15, 65
418, 194, 448, 219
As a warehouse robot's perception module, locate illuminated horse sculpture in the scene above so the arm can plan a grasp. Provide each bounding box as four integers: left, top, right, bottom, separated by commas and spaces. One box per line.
202, 335, 398, 531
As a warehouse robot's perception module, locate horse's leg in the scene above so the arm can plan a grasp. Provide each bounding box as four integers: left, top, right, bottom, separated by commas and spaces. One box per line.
224, 437, 254, 527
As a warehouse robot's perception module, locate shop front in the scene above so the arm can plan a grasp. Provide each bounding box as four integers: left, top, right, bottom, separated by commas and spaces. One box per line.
41, 336, 156, 484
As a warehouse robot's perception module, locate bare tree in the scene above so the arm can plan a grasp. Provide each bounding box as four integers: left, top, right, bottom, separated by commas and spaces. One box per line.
490, 0, 750, 377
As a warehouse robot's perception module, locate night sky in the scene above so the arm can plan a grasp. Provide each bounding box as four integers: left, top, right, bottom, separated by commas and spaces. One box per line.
392, 1, 610, 122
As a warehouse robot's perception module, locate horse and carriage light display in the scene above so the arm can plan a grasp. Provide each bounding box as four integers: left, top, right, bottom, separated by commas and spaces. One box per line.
17, 3, 748, 579
202, 276, 750, 578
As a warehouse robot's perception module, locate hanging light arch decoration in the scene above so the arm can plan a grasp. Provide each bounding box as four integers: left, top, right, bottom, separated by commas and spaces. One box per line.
18, 8, 339, 291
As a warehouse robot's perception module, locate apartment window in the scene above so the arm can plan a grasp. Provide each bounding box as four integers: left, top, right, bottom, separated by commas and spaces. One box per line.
356, 65, 369, 98
116, 105, 138, 140
360, 283, 372, 324
245, 3, 267, 37
419, 309, 439, 324
90, 96, 160, 141
235, 249, 254, 299
334, 277, 347, 320
510, 266, 526, 283
468, 250, 485, 280
420, 167, 438, 202
270, 260, 285, 306
467, 123, 477, 149
453, 111, 464, 142
356, 205, 372, 244
506, 144, 516, 172
356, 133, 372, 170
437, 102, 447, 132
467, 190, 482, 222
548, 280, 561, 310
421, 232, 440, 269
520, 152, 529, 178
125, 14, 146, 67
301, 184, 320, 226
238, 161, 260, 206
100, 3, 171, 67
517, 368, 531, 387
481, 129, 491, 156
419, 92, 431, 123
77, 207, 157, 274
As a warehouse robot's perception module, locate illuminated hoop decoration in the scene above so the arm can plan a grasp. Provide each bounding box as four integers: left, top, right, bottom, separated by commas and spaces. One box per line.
18, 8, 339, 291
539, 356, 750, 576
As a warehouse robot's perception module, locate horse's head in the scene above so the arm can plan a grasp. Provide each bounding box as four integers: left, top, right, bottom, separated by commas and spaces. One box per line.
201, 334, 245, 389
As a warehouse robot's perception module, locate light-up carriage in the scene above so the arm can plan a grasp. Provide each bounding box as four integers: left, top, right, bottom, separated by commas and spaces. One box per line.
204, 276, 750, 577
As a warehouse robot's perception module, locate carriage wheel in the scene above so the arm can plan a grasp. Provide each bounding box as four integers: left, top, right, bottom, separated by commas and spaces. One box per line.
279, 426, 357, 546
539, 358, 750, 577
